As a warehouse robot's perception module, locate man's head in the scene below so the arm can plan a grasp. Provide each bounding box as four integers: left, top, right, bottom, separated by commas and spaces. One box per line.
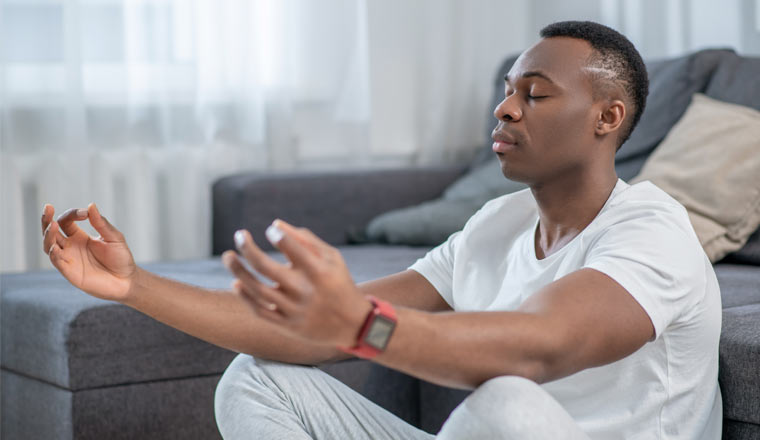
540, 21, 648, 147
492, 21, 648, 184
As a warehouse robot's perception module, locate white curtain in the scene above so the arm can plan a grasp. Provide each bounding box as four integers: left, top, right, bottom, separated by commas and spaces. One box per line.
4, 0, 755, 272
0, 0, 373, 272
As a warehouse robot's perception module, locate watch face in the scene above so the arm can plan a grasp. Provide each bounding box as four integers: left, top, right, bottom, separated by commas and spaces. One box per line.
365, 315, 396, 350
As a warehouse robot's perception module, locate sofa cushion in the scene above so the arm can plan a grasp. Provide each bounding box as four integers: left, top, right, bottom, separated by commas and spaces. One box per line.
1, 260, 239, 391
615, 48, 734, 163
715, 263, 760, 309
719, 303, 760, 426
705, 52, 760, 111
705, 53, 760, 265
0, 245, 431, 390
630, 94, 760, 262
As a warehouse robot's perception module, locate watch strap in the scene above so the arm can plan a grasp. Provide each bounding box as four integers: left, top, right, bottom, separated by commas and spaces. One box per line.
338, 295, 397, 359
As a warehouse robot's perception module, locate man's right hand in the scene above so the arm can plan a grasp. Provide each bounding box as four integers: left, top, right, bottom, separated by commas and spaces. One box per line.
42, 203, 137, 302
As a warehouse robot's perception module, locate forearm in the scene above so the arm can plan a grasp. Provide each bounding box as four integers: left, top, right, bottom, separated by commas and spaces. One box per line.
372, 308, 556, 390
124, 267, 350, 365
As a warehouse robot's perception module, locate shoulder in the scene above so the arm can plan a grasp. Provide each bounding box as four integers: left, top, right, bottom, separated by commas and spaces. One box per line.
585, 180, 707, 287
595, 180, 698, 240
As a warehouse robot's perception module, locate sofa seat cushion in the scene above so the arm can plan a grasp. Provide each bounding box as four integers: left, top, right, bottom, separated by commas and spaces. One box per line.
719, 303, 760, 426
0, 245, 432, 391
714, 264, 760, 308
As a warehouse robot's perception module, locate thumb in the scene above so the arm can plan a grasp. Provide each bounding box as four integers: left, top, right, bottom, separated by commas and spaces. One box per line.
87, 203, 124, 242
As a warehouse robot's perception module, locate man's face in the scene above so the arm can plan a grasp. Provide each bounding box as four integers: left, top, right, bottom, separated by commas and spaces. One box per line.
492, 37, 603, 184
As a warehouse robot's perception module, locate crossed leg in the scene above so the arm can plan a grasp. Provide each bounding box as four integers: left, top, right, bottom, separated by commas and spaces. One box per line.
215, 354, 590, 440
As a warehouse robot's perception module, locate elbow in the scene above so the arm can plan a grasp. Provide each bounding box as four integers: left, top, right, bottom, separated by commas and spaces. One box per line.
467, 356, 553, 390
472, 343, 572, 388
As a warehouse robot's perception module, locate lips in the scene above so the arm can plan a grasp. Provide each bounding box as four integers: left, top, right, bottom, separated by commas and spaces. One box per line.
492, 131, 518, 153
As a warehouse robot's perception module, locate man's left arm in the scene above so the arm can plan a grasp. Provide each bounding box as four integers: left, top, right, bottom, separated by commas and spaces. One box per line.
227, 220, 654, 390
372, 267, 654, 389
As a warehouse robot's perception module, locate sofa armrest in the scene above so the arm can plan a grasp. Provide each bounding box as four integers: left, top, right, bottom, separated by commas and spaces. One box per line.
212, 165, 467, 254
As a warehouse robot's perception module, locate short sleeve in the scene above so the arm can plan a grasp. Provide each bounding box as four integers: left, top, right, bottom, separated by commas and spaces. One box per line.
408, 229, 462, 308
583, 204, 706, 339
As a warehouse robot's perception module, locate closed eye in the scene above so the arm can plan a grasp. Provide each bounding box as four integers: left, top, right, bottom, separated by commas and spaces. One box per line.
527, 95, 548, 100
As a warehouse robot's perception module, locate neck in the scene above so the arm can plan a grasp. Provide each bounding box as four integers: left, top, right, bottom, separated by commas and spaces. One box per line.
530, 166, 618, 259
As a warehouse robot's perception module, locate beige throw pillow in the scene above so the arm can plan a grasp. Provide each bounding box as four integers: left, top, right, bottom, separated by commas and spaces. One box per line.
630, 93, 760, 262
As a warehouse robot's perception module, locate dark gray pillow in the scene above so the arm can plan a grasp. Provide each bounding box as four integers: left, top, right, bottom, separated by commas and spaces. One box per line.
614, 48, 735, 163
705, 52, 760, 111
364, 197, 493, 246
363, 159, 527, 245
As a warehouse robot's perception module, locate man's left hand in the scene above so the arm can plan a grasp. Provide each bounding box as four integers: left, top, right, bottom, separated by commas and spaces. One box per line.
222, 220, 372, 348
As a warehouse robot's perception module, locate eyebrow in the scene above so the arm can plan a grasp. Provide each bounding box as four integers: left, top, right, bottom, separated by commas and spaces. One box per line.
504, 71, 556, 85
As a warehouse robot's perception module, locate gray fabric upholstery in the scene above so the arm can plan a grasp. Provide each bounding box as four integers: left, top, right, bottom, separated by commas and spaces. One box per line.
1, 369, 223, 440
705, 52, 760, 111
365, 197, 490, 245
714, 263, 760, 308
615, 48, 734, 162
418, 382, 471, 434
212, 166, 466, 254
1, 262, 238, 390
719, 304, 760, 426
2, 369, 73, 440
723, 419, 760, 440
1, 246, 430, 390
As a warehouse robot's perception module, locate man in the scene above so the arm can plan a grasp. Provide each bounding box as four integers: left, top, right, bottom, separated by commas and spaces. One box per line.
41, 21, 721, 439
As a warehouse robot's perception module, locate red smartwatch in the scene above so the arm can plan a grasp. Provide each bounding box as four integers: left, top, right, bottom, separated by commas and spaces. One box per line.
339, 295, 397, 359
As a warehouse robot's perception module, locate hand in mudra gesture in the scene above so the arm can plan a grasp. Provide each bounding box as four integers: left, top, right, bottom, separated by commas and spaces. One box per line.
41, 203, 137, 302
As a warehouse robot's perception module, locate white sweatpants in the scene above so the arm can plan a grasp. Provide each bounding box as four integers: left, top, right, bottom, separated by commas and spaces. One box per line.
214, 354, 590, 439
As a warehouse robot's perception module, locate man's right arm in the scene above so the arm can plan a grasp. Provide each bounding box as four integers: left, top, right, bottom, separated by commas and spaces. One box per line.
125, 268, 450, 365
42, 203, 449, 366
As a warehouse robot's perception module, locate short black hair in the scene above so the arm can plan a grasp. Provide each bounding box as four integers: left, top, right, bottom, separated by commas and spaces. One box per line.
540, 21, 648, 150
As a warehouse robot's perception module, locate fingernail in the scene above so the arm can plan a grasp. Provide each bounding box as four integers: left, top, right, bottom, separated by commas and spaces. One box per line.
234, 230, 245, 248
76, 209, 88, 217
265, 223, 284, 244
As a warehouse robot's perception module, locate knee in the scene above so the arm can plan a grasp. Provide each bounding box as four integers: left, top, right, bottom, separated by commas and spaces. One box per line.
468, 375, 542, 412
214, 354, 256, 430
214, 354, 300, 419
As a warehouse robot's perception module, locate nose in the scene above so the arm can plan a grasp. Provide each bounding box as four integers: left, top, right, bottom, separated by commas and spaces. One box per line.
493, 94, 522, 122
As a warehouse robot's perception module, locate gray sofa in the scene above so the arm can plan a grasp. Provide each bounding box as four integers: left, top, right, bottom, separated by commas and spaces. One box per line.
2, 48, 759, 439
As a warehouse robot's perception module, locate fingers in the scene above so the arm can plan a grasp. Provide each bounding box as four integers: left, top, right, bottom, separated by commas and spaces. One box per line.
48, 242, 67, 268
41, 204, 54, 236
223, 251, 297, 314
233, 229, 304, 292
43, 221, 66, 255
56, 207, 89, 237
275, 220, 331, 253
266, 220, 324, 272
231, 279, 287, 323
87, 203, 123, 242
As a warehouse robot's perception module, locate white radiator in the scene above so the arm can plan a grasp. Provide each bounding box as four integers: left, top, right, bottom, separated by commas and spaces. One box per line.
1, 145, 263, 272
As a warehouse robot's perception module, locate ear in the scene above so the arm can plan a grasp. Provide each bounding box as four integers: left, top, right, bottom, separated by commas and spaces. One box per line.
595, 99, 626, 137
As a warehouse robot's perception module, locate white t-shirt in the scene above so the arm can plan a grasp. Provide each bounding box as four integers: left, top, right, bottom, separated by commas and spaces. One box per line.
408, 178, 722, 440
